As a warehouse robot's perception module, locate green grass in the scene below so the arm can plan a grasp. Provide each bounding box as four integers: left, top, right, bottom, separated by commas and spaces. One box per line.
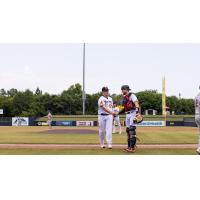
36, 115, 195, 122
0, 148, 197, 155
0, 127, 198, 145
0, 126, 198, 155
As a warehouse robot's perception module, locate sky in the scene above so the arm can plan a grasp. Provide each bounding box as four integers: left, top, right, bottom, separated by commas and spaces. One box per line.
0, 43, 199, 98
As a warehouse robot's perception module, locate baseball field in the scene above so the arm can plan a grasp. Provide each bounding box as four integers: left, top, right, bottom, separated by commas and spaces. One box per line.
0, 126, 198, 155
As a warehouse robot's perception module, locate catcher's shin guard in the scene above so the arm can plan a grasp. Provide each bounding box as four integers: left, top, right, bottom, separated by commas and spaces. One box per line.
129, 126, 137, 148
126, 127, 130, 148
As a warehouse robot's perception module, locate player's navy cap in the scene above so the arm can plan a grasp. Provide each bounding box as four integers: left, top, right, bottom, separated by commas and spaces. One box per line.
121, 85, 131, 91
102, 87, 109, 92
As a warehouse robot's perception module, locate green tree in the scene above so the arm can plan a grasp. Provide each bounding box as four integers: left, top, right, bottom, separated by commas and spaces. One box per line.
35, 87, 42, 96
61, 83, 82, 115
7, 88, 18, 97
136, 90, 162, 114
0, 89, 7, 96
0, 84, 195, 116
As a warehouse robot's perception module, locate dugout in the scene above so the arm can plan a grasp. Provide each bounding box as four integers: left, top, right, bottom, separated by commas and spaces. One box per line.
145, 109, 157, 115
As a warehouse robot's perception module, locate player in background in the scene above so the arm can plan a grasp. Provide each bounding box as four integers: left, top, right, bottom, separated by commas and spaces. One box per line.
98, 87, 115, 149
113, 102, 122, 134
195, 86, 200, 155
47, 111, 53, 129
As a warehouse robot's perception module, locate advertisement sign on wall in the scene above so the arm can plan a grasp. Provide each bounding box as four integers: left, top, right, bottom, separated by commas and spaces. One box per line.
166, 121, 184, 126
37, 122, 48, 126
76, 121, 94, 127
12, 117, 29, 126
0, 109, 3, 115
137, 121, 166, 127
56, 121, 76, 126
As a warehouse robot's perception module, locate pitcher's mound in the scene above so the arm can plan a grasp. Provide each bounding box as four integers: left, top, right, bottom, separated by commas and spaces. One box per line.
42, 128, 98, 134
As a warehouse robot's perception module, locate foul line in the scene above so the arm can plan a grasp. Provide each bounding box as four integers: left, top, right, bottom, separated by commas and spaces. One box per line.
0, 144, 197, 149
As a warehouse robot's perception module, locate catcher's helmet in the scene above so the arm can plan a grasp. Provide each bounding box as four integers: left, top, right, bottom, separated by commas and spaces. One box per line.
121, 85, 131, 91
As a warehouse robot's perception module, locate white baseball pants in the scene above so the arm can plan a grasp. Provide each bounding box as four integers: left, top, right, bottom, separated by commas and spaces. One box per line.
125, 111, 137, 128
113, 116, 122, 133
98, 115, 113, 146
195, 115, 200, 148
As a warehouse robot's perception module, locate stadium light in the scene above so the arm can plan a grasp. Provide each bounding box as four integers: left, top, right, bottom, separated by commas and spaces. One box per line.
82, 43, 86, 115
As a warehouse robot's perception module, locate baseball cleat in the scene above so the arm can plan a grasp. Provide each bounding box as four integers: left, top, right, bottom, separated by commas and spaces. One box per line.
126, 147, 137, 153
100, 145, 105, 149
134, 145, 138, 150
196, 148, 200, 155
123, 148, 131, 152
108, 145, 112, 149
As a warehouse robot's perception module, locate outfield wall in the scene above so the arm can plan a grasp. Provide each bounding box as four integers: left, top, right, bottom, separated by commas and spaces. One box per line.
0, 117, 36, 126
0, 116, 197, 127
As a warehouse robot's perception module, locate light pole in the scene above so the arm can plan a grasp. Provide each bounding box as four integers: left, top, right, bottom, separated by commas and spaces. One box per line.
82, 43, 86, 115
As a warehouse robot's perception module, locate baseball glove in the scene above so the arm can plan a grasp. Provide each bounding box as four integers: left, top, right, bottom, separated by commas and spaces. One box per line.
133, 113, 144, 124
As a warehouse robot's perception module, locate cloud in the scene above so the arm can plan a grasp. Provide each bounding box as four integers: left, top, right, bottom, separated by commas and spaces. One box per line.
1, 66, 35, 81
0, 65, 38, 90
24, 65, 34, 76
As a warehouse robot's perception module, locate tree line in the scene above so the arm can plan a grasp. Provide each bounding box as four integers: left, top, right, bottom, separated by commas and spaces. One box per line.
0, 83, 195, 117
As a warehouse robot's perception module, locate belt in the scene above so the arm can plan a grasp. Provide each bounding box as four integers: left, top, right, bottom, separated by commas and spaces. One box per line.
126, 110, 135, 114
99, 113, 109, 116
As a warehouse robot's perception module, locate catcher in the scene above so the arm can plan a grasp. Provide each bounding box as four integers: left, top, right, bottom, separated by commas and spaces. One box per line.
119, 85, 143, 153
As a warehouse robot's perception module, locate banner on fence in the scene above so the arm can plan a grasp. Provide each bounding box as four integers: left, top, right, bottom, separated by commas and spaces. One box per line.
76, 121, 94, 127
12, 117, 29, 126
166, 121, 184, 126
37, 122, 48, 126
137, 121, 166, 127
56, 121, 75, 126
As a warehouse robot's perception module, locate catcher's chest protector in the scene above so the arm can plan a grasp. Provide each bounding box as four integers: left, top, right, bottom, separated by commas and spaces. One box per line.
123, 94, 136, 112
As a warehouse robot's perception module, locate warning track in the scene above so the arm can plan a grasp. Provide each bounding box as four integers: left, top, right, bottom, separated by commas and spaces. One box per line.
0, 144, 196, 149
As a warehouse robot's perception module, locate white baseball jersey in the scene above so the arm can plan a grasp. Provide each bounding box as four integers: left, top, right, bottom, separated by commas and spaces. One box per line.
98, 96, 114, 146
48, 113, 53, 121
129, 93, 138, 103
113, 106, 120, 115
98, 96, 113, 115
195, 93, 200, 149
125, 93, 138, 127
195, 93, 200, 115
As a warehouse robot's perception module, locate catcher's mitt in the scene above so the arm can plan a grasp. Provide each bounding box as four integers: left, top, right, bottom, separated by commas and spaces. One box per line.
133, 113, 143, 124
